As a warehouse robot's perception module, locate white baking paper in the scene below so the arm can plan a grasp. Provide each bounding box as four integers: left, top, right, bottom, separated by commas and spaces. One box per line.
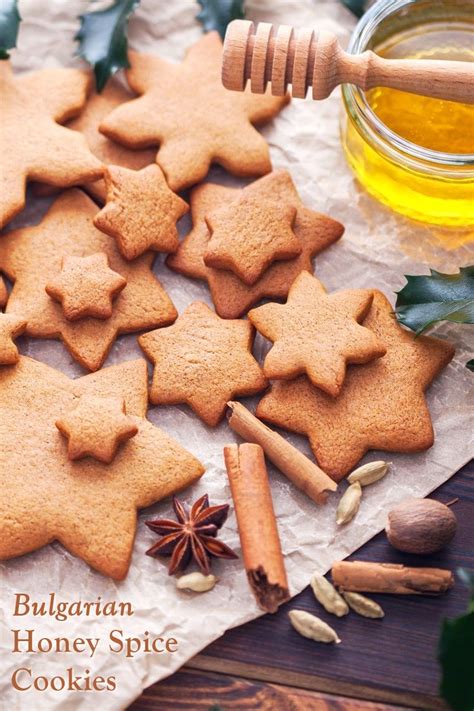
1, 1, 473, 709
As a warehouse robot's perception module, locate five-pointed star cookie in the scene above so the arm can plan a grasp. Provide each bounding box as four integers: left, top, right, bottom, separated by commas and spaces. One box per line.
100, 33, 289, 191
139, 301, 268, 426
256, 291, 455, 481
248, 271, 387, 396
0, 189, 177, 371
0, 313, 26, 365
0, 357, 204, 579
204, 181, 301, 285
94, 164, 189, 260
0, 61, 103, 228
56, 395, 138, 463
45, 252, 127, 321
167, 171, 345, 318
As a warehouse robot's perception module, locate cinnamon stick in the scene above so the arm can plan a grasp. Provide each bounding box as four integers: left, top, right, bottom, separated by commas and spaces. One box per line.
224, 443, 290, 613
227, 401, 337, 504
332, 561, 454, 595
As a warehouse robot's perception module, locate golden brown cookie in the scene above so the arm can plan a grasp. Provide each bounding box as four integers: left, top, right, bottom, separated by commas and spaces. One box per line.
248, 271, 386, 396
0, 357, 204, 579
0, 61, 103, 229
94, 164, 188, 260
100, 33, 289, 191
167, 171, 344, 318
256, 291, 455, 481
56, 395, 138, 463
0, 313, 26, 365
45, 252, 126, 321
204, 185, 300, 285
0, 277, 7, 308
139, 301, 268, 426
0, 189, 177, 371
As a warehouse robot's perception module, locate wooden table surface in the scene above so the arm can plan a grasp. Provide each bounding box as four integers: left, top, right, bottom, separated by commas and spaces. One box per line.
131, 461, 473, 711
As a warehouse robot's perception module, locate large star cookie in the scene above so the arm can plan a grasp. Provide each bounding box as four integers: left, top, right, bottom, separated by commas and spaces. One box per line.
0, 61, 103, 228
0, 313, 26, 364
100, 33, 289, 191
94, 164, 188, 260
0, 357, 204, 579
139, 301, 268, 426
167, 171, 344, 318
0, 189, 177, 371
256, 291, 454, 480
248, 271, 386, 396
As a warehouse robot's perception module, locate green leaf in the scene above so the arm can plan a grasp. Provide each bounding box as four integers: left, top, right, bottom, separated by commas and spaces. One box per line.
340, 0, 367, 17
0, 0, 21, 59
76, 0, 140, 92
395, 266, 474, 335
466, 359, 474, 372
438, 569, 474, 711
196, 0, 245, 40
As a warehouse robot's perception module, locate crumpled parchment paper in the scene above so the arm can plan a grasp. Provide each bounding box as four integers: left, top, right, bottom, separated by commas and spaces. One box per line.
1, 1, 473, 709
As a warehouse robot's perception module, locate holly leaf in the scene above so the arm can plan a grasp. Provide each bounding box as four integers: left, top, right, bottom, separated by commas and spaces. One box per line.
196, 0, 245, 40
76, 0, 140, 92
340, 0, 366, 17
438, 569, 474, 711
466, 359, 474, 372
395, 267, 474, 335
0, 0, 21, 59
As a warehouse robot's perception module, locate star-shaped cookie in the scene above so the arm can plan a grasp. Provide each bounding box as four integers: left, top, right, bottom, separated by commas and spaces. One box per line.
94, 164, 189, 260
0, 277, 7, 307
139, 301, 268, 426
0, 357, 204, 579
0, 61, 103, 228
100, 33, 289, 191
204, 184, 301, 285
256, 291, 454, 480
0, 313, 26, 365
248, 271, 387, 396
56, 395, 138, 463
0, 189, 177, 371
167, 171, 345, 318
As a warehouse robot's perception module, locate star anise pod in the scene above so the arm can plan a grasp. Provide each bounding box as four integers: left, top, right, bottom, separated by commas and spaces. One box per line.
145, 494, 238, 575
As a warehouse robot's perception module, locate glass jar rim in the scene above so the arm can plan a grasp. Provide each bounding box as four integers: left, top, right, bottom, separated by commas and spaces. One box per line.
343, 0, 474, 168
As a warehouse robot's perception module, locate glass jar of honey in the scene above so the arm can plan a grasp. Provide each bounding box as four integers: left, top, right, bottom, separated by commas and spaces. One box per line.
340, 0, 474, 230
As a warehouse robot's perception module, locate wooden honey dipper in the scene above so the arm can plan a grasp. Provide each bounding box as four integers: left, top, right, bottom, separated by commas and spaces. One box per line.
222, 19, 474, 103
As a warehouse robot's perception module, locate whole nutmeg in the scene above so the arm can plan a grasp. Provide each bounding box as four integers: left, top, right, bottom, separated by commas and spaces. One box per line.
386, 499, 457, 555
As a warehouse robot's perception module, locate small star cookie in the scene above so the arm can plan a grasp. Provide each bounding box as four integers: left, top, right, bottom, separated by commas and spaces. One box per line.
46, 253, 126, 321
56, 395, 139, 463
0, 61, 103, 228
167, 171, 345, 318
0, 357, 204, 579
248, 272, 386, 396
100, 33, 289, 191
256, 291, 455, 480
94, 164, 189, 260
0, 313, 26, 365
139, 301, 268, 426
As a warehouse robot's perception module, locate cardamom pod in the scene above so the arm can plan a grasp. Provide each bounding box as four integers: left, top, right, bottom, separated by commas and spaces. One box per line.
310, 573, 349, 617
342, 591, 384, 618
336, 481, 362, 525
176, 572, 217, 592
289, 609, 341, 644
347, 461, 390, 486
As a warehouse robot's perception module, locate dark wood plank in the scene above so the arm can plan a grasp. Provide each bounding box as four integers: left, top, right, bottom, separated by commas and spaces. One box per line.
188, 461, 473, 709
129, 668, 407, 710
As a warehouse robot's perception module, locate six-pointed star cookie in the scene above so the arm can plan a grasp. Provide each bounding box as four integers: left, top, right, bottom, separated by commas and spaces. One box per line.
94, 164, 189, 260
0, 313, 26, 365
100, 33, 289, 191
167, 171, 345, 318
56, 395, 138, 463
256, 291, 454, 481
0, 357, 204, 579
0, 61, 103, 228
0, 189, 177, 371
204, 178, 301, 285
248, 271, 386, 396
139, 301, 268, 426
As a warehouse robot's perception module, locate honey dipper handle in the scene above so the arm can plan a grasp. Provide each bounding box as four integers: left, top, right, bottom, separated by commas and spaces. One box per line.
223, 20, 474, 104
